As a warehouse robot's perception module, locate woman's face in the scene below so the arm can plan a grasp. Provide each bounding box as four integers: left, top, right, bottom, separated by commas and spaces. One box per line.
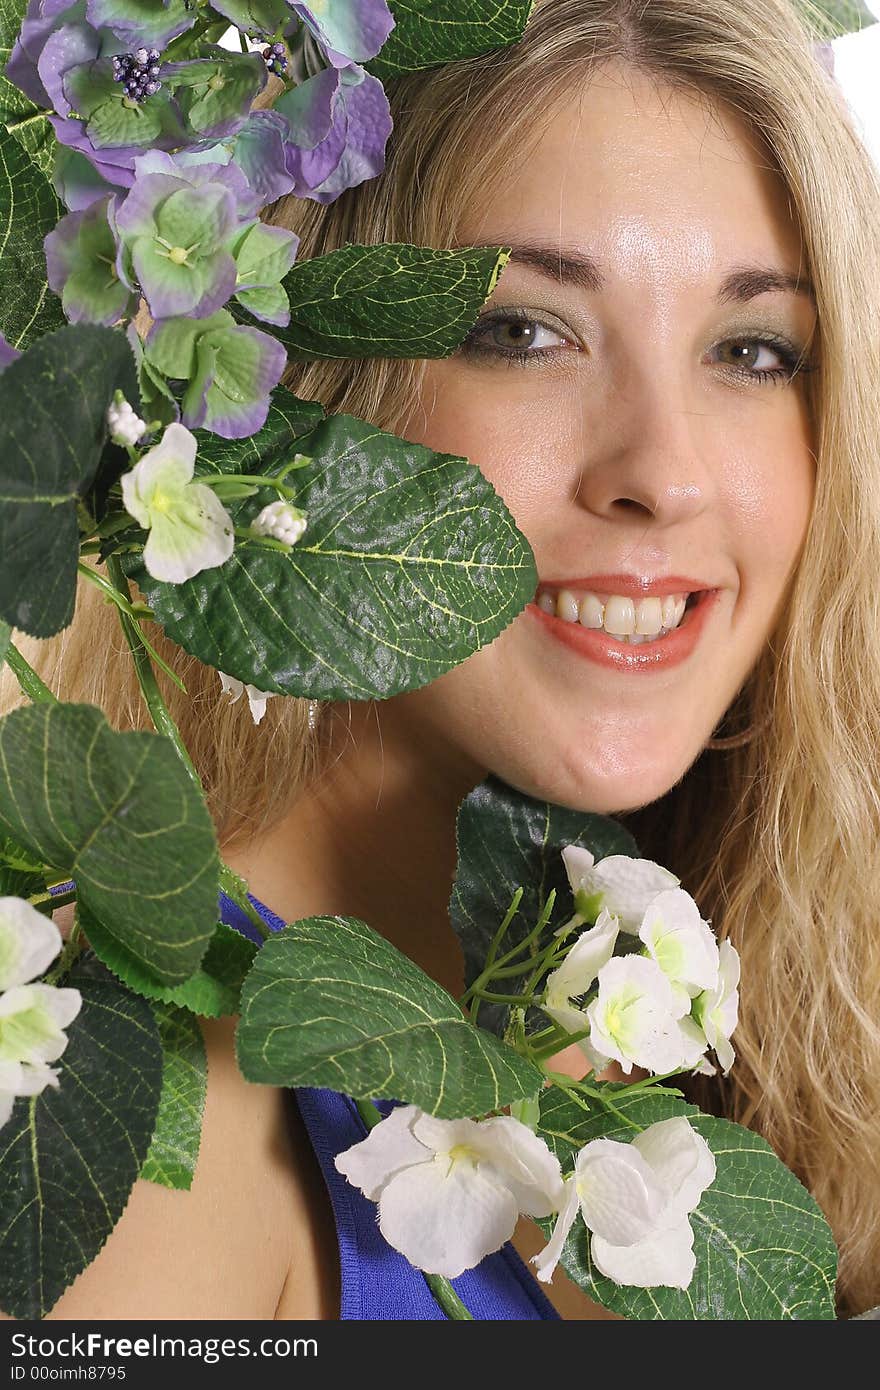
390, 60, 818, 815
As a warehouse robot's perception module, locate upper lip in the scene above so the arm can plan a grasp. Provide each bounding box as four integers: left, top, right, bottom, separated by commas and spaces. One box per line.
535, 574, 717, 598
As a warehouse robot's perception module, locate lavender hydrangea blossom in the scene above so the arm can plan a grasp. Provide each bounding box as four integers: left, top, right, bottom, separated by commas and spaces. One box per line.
44, 196, 138, 324
274, 60, 392, 203
291, 0, 395, 69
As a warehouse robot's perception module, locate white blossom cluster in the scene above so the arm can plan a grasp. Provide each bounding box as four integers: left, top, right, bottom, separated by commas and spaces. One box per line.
335, 845, 737, 1292
0, 897, 82, 1130
544, 846, 739, 1077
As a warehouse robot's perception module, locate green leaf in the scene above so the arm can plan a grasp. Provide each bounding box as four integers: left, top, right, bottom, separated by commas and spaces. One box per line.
0, 702, 220, 987
0, 617, 9, 666
234, 241, 511, 360
450, 775, 640, 1036
0, 126, 64, 352
0, 955, 163, 1319
801, 1, 878, 37
236, 914, 544, 1118
79, 913, 258, 1018
534, 1086, 838, 1320
122, 409, 536, 701
140, 1001, 207, 1191
365, 0, 535, 80
0, 0, 56, 175
193, 388, 325, 470
0, 323, 138, 638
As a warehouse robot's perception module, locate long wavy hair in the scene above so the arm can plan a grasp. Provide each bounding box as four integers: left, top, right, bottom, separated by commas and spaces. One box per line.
3, 0, 879, 1315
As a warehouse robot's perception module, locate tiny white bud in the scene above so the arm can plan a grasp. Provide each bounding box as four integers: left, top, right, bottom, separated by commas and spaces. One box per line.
107, 396, 147, 448
250, 500, 307, 546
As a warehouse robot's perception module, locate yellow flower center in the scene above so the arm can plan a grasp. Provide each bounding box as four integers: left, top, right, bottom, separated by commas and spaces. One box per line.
168, 246, 189, 266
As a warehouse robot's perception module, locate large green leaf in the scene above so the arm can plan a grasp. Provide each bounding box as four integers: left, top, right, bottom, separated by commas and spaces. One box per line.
0, 126, 63, 351
365, 0, 535, 80
79, 911, 258, 1019
236, 914, 544, 1118
450, 775, 640, 1036
0, 0, 56, 175
122, 410, 537, 701
0, 956, 163, 1319
0, 324, 138, 638
234, 242, 511, 360
140, 1001, 207, 1192
0, 703, 220, 987
535, 1086, 838, 1320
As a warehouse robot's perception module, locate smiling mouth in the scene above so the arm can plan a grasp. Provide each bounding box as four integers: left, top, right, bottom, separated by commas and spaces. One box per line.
533, 587, 704, 644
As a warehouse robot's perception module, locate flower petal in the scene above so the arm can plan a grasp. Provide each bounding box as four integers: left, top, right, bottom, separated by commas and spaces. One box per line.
378, 1155, 519, 1278
465, 1114, 565, 1216
531, 1174, 580, 1283
574, 1137, 666, 1245
591, 1216, 697, 1289
0, 897, 63, 991
334, 1104, 428, 1201
632, 1117, 716, 1220
545, 907, 619, 1006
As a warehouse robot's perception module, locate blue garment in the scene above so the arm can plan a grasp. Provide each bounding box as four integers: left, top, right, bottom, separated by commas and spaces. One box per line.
218, 886, 561, 1321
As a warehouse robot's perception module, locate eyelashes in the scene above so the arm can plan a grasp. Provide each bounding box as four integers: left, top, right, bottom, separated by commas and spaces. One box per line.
458, 308, 819, 387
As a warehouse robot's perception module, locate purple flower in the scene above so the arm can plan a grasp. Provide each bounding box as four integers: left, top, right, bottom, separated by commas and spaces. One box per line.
5, 3, 120, 112
44, 195, 137, 325
0, 334, 22, 370
274, 62, 392, 203
115, 166, 241, 320
291, 0, 395, 69
229, 111, 299, 206
85, 0, 194, 49
144, 310, 288, 439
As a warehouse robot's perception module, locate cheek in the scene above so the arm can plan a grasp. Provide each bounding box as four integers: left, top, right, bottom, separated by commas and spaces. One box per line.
401, 366, 577, 523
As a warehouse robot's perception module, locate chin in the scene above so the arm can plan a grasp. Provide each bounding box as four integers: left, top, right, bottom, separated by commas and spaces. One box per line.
498, 738, 703, 820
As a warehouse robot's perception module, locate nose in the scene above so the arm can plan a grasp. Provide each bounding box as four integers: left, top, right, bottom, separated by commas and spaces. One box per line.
572, 365, 716, 528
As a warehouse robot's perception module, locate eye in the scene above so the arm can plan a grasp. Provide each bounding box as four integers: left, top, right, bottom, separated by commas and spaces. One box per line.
710, 335, 817, 386
458, 309, 575, 365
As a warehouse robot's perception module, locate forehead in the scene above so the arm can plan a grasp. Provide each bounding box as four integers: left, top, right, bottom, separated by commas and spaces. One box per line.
454, 62, 806, 295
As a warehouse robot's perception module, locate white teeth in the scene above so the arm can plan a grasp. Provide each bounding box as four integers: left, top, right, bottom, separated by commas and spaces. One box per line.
635, 596, 663, 634
557, 589, 581, 623
537, 587, 693, 640
578, 593, 604, 628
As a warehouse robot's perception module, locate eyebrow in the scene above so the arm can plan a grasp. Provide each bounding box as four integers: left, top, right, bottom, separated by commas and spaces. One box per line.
460, 240, 816, 305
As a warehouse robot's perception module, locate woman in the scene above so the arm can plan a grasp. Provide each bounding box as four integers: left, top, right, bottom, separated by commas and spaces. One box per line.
5, 0, 879, 1319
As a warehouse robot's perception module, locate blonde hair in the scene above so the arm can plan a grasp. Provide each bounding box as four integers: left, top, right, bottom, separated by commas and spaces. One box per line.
3, 0, 879, 1315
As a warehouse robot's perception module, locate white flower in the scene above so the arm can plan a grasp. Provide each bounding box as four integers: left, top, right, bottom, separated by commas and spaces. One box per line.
250, 499, 308, 545
692, 939, 740, 1075
0, 896, 64, 991
217, 670, 276, 726
120, 423, 235, 584
0, 897, 83, 1131
562, 845, 680, 933
107, 393, 147, 448
542, 908, 619, 1069
532, 1116, 716, 1289
638, 888, 719, 1012
335, 1104, 566, 1278
586, 955, 707, 1075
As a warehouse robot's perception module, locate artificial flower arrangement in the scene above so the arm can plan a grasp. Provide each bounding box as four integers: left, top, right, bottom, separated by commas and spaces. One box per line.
0, 0, 861, 1322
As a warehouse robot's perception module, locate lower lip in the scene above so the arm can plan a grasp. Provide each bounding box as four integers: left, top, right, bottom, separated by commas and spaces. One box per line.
526, 589, 721, 671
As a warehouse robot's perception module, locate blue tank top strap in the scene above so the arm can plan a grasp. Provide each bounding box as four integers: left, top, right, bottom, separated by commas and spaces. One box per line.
218, 886, 561, 1321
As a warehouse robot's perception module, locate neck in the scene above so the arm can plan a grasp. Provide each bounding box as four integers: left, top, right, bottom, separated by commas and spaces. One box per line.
223, 698, 488, 997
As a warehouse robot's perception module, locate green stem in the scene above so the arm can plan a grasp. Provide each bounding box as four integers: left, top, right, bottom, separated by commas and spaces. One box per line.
465, 887, 524, 1024
542, 1069, 640, 1130
616, 1068, 686, 1097
78, 562, 185, 693
469, 987, 541, 1007
355, 1098, 473, 1320
44, 918, 83, 985
106, 556, 199, 786
104, 559, 271, 944
4, 641, 57, 704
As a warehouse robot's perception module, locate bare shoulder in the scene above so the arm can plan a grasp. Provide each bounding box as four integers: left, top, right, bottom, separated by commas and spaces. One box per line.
0, 926, 338, 1321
